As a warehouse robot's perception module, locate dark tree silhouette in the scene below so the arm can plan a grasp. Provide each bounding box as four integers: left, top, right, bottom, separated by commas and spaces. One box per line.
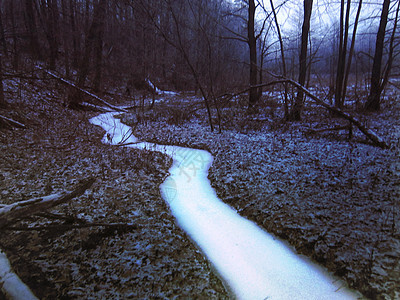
248, 0, 259, 107
364, 0, 390, 111
289, 0, 313, 121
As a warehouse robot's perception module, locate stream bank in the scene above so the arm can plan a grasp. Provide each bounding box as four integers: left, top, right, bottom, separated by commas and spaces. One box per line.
92, 112, 361, 299
121, 99, 400, 299
0, 81, 228, 299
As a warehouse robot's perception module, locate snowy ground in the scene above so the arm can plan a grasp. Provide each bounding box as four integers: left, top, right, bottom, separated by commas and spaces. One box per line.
121, 90, 400, 299
0, 76, 398, 299
0, 80, 227, 299
92, 112, 360, 300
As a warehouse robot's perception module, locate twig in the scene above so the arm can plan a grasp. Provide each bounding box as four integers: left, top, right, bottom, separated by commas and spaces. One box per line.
3, 222, 138, 232
0, 114, 25, 129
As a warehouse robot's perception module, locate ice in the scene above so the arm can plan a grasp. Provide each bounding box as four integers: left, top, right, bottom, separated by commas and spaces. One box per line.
90, 112, 361, 300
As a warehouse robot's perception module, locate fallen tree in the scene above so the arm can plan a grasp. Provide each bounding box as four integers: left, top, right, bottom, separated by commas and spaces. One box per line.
220, 76, 389, 149
43, 70, 128, 113
0, 177, 95, 230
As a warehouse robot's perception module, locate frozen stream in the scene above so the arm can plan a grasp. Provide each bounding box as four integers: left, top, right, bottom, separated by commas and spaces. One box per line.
90, 112, 360, 300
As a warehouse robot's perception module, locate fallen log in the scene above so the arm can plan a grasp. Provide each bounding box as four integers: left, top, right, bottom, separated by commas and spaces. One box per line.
0, 177, 95, 230
223, 74, 389, 149
272, 77, 388, 148
43, 70, 128, 113
308, 123, 353, 139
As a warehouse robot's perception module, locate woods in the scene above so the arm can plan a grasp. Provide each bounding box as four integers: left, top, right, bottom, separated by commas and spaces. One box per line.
0, 0, 396, 116
0, 0, 397, 127
0, 0, 399, 299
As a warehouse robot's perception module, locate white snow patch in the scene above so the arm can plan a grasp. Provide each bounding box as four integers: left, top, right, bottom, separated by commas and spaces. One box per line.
90, 112, 361, 300
0, 250, 38, 300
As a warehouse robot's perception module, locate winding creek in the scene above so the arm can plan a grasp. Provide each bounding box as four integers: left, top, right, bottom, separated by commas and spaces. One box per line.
90, 112, 361, 300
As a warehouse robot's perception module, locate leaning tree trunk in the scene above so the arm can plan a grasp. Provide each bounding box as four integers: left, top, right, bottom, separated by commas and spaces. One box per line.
364, 0, 390, 111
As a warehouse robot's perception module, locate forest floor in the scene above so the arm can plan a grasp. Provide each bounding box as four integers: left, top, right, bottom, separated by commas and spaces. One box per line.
121, 86, 400, 300
0, 75, 399, 299
0, 79, 228, 299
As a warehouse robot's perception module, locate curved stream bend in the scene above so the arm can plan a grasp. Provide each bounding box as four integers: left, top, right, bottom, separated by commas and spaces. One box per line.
90, 112, 360, 300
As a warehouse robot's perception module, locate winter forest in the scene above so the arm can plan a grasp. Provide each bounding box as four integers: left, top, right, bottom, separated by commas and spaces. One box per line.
0, 0, 399, 299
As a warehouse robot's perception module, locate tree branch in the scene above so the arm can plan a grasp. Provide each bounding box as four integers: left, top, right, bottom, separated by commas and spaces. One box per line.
219, 75, 389, 149
43, 70, 128, 113
0, 177, 96, 230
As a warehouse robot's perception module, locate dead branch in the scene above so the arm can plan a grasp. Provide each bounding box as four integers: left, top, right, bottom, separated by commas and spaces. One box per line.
0, 177, 96, 230
271, 75, 388, 148
308, 123, 353, 139
0, 114, 25, 129
43, 70, 128, 113
222, 75, 389, 149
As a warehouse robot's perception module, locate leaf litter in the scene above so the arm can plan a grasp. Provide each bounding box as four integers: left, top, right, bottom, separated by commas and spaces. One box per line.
0, 79, 227, 299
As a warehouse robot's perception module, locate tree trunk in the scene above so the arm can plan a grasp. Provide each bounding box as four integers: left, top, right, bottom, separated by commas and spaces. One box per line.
24, 0, 41, 60
77, 0, 106, 88
9, 1, 18, 70
379, 0, 399, 97
342, 0, 363, 103
0, 55, 6, 108
248, 0, 259, 107
364, 0, 390, 111
289, 0, 313, 121
61, 0, 70, 77
335, 0, 351, 108
69, 0, 80, 68
270, 0, 288, 119
39, 0, 59, 70
0, 0, 7, 56
93, 0, 107, 92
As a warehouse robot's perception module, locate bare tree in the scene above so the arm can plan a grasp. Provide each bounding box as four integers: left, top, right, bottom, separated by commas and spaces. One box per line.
0, 0, 6, 56
248, 0, 259, 107
364, 0, 391, 111
24, 0, 41, 60
38, 0, 60, 70
289, 0, 313, 121
341, 0, 363, 103
334, 0, 351, 108
269, 0, 289, 118
76, 0, 106, 89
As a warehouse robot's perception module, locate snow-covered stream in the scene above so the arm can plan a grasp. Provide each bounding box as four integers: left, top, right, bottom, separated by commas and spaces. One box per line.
90, 112, 361, 300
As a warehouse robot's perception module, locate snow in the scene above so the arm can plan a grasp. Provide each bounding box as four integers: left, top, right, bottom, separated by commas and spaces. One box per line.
145, 78, 178, 96
90, 112, 361, 300
0, 250, 38, 300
